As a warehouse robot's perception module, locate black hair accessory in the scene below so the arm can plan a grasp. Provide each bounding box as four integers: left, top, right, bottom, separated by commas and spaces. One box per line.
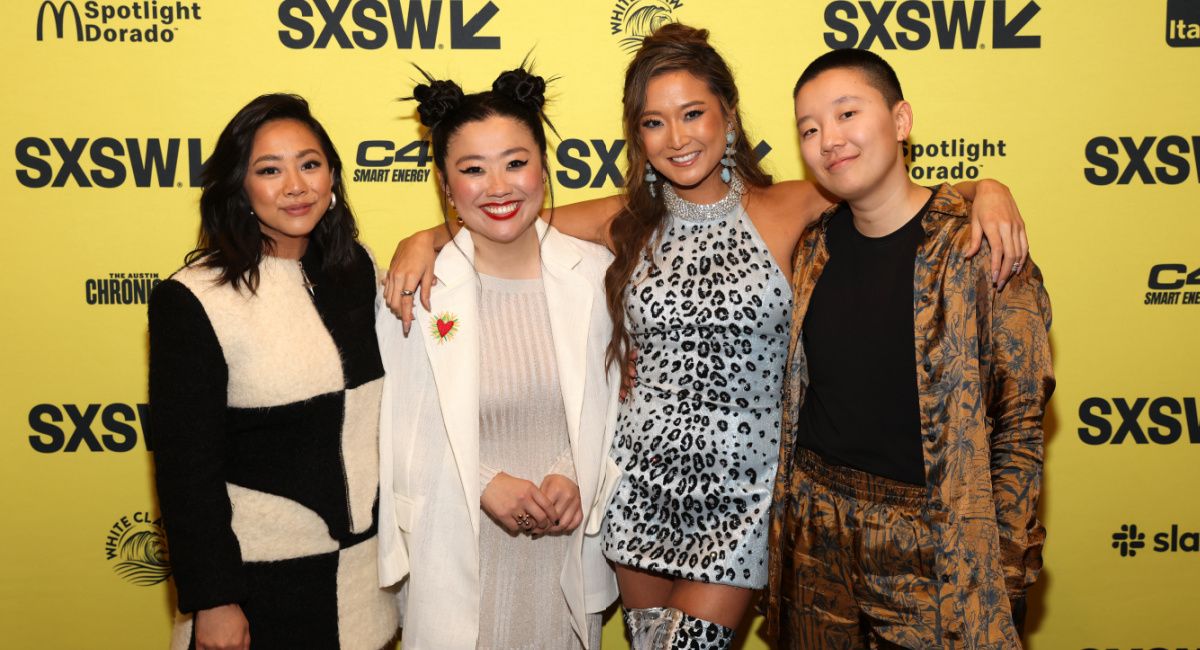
408, 65, 465, 128
492, 67, 547, 111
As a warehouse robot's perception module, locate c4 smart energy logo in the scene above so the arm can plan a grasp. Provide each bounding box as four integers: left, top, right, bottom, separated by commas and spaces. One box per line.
1111, 523, 1199, 557
354, 139, 433, 183
106, 512, 170, 586
823, 0, 1040, 50
1077, 397, 1200, 445
14, 137, 207, 189
1167, 0, 1200, 47
1144, 264, 1200, 306
278, 0, 500, 49
1084, 135, 1200, 185
610, 0, 682, 52
36, 0, 204, 44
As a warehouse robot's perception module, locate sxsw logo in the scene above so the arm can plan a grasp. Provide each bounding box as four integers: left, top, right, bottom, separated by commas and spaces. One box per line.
1084, 136, 1200, 185
28, 403, 153, 453
555, 139, 773, 190
278, 0, 500, 49
1167, 0, 1200, 47
1077, 397, 1200, 445
823, 0, 1041, 50
1111, 523, 1200, 557
14, 137, 208, 188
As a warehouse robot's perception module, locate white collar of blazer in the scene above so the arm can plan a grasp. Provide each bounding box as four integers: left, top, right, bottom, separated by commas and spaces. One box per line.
423, 219, 596, 535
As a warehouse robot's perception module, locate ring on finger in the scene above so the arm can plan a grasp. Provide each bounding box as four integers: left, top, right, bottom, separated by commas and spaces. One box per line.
1011, 262, 1021, 273
400, 289, 416, 297
515, 513, 533, 529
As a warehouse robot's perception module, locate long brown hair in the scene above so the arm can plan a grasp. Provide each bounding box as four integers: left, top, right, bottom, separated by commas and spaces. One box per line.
604, 23, 772, 368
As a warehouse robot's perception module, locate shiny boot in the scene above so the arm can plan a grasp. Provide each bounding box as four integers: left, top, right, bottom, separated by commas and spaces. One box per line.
650, 608, 734, 650
624, 606, 672, 650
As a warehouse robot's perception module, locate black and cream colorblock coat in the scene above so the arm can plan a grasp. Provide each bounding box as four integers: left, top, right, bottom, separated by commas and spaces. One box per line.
149, 243, 399, 649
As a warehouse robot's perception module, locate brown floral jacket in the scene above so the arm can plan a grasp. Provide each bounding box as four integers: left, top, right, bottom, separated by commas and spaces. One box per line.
766, 184, 1055, 647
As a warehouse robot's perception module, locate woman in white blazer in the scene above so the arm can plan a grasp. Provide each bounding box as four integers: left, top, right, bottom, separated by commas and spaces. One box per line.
376, 67, 623, 649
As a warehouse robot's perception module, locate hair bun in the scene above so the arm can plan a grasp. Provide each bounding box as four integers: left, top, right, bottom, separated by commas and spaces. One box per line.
492, 68, 547, 111
412, 79, 465, 127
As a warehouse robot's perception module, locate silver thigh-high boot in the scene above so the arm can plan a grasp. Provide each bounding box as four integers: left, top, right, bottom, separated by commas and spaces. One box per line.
648, 608, 735, 650
624, 607, 673, 650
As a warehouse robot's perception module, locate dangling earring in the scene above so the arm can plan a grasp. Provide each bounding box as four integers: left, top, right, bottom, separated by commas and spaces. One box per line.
328, 193, 338, 212
720, 129, 737, 184
644, 162, 658, 198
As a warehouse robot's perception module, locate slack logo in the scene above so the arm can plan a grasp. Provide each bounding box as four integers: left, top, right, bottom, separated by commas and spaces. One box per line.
822, 0, 1041, 50
1112, 524, 1146, 557
1111, 523, 1200, 557
278, 0, 500, 49
1167, 0, 1200, 47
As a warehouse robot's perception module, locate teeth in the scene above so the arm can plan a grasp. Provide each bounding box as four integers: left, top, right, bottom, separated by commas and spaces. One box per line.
482, 202, 518, 217
670, 152, 700, 163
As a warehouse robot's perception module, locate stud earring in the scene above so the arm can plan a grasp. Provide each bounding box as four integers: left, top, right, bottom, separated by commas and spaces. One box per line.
720, 129, 737, 184
644, 162, 658, 198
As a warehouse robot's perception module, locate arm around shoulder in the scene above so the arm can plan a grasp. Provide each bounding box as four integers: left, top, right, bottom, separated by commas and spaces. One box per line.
545, 194, 625, 249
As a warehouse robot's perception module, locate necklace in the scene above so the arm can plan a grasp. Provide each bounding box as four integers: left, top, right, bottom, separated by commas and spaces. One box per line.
298, 260, 316, 296
662, 174, 746, 223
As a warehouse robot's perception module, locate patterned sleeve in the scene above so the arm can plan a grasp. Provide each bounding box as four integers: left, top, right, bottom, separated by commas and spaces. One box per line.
148, 279, 246, 613
981, 258, 1055, 608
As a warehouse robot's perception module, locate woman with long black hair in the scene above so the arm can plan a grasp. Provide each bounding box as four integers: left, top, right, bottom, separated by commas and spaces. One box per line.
149, 94, 398, 650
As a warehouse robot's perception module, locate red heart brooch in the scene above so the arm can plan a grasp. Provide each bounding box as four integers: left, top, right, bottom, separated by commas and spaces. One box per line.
430, 312, 459, 343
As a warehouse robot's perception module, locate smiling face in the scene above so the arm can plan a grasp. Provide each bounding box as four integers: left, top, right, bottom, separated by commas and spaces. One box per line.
442, 114, 544, 250
638, 70, 731, 202
794, 67, 912, 203
243, 118, 334, 259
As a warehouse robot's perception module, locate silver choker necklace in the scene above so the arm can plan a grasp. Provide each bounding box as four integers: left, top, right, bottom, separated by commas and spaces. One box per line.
663, 174, 746, 223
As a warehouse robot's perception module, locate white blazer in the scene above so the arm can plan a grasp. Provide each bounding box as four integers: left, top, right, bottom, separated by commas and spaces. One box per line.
376, 222, 623, 650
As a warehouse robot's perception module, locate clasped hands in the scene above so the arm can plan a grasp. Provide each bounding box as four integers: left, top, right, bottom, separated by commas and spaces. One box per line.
481, 472, 584, 536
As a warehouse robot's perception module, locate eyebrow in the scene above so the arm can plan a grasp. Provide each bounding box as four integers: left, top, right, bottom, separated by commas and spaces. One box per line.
453, 146, 530, 166
796, 95, 863, 124
251, 148, 322, 166
641, 99, 707, 118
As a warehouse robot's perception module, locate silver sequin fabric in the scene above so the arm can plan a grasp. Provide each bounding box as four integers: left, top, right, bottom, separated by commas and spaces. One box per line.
602, 195, 792, 589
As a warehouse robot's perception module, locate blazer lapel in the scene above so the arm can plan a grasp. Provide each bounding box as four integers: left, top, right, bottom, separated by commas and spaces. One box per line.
421, 230, 482, 535
540, 224, 592, 456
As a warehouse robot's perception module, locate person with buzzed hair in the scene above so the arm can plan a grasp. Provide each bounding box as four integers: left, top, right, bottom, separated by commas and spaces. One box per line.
765, 48, 1054, 649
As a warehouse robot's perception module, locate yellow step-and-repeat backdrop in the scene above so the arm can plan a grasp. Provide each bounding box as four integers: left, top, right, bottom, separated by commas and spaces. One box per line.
1, 1, 1198, 648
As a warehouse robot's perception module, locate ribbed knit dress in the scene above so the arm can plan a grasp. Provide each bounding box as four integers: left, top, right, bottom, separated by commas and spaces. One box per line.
475, 273, 601, 650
